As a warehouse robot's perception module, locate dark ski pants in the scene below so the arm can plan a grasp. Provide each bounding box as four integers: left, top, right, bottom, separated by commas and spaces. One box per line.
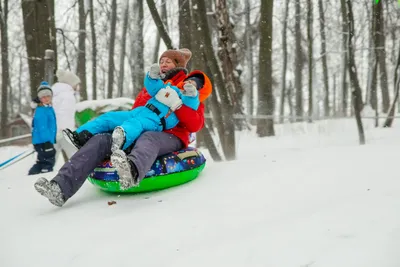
28, 143, 56, 175
52, 131, 183, 200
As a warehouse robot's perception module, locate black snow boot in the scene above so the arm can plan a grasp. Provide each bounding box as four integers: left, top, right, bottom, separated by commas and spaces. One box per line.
63, 129, 93, 150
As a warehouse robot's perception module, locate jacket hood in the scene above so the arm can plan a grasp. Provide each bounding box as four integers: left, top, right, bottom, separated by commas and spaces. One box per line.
52, 82, 74, 97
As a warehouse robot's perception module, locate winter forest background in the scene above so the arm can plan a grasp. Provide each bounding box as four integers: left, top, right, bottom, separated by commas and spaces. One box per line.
0, 0, 400, 161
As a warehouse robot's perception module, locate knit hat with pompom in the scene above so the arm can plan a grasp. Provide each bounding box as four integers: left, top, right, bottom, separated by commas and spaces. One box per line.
37, 81, 52, 98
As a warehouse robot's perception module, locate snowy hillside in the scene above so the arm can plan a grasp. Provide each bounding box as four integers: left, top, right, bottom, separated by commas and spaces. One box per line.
1, 119, 400, 267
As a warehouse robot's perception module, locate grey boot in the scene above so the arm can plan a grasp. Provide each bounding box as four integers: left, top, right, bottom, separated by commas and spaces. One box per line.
111, 149, 138, 190
111, 126, 126, 153
34, 177, 66, 207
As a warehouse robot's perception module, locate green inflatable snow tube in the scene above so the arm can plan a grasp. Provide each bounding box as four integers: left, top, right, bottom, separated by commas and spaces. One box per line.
87, 147, 206, 193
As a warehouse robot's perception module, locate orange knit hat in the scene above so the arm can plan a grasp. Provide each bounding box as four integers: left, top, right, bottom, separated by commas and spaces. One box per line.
159, 48, 192, 68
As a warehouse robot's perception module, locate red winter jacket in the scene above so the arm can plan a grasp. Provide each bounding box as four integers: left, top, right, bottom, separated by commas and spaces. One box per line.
132, 69, 212, 147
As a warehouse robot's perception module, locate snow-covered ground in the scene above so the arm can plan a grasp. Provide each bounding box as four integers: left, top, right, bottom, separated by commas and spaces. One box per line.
1, 118, 400, 267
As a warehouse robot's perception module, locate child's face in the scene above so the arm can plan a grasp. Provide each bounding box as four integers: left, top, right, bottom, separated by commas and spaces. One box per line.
40, 95, 52, 105
184, 80, 197, 87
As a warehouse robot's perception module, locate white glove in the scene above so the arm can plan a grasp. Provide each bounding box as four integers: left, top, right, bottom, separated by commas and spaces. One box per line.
30, 101, 38, 109
155, 86, 183, 111
148, 63, 162, 79
182, 83, 198, 97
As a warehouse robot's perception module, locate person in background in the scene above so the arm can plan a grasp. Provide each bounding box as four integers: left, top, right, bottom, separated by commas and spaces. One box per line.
28, 82, 57, 175
51, 69, 81, 162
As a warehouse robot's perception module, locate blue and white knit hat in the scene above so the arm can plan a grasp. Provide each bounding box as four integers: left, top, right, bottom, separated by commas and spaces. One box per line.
37, 81, 52, 98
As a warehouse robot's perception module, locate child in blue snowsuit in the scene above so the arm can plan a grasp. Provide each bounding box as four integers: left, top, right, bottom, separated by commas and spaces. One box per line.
73, 64, 200, 151
28, 82, 57, 175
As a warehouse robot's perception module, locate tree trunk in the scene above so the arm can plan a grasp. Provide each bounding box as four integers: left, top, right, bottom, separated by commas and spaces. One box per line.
89, 0, 97, 100
21, 0, 57, 99
152, 0, 167, 63
192, 0, 236, 160
373, 0, 390, 113
215, 0, 246, 130
179, 0, 191, 50
107, 0, 117, 99
318, 0, 329, 117
146, 0, 173, 49
0, 0, 9, 137
77, 0, 88, 100
344, 0, 365, 145
18, 57, 22, 113
117, 0, 130, 97
294, 0, 303, 121
245, 0, 254, 118
202, 122, 222, 162
365, 0, 378, 109
257, 0, 275, 136
189, 4, 222, 162
307, 0, 313, 122
333, 73, 336, 115
339, 0, 348, 116
279, 0, 289, 123
383, 41, 400, 127
130, 0, 144, 98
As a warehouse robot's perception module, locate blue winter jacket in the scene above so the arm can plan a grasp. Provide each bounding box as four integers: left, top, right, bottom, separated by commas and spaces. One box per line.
144, 73, 200, 111
32, 105, 57, 145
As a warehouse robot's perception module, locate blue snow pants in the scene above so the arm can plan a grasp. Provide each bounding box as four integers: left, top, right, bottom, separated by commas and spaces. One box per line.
76, 104, 179, 150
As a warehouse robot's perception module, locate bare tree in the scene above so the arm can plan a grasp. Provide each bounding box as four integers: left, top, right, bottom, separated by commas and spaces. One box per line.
146, 0, 173, 49
257, 0, 274, 136
294, 0, 303, 121
107, 0, 117, 98
152, 0, 167, 63
372, 0, 390, 113
365, 0, 378, 110
372, 1, 390, 113
344, 0, 365, 145
0, 0, 9, 137
21, 0, 57, 98
77, 0, 88, 100
130, 0, 144, 98
117, 0, 130, 97
383, 41, 400, 127
190, 4, 222, 161
245, 0, 255, 118
318, 0, 329, 117
279, 0, 289, 123
339, 0, 348, 116
192, 0, 236, 160
179, 0, 191, 50
215, 0, 246, 129
89, 0, 97, 99
307, 0, 313, 122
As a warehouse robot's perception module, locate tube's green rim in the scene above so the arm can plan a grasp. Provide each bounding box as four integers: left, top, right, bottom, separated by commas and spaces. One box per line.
87, 163, 205, 193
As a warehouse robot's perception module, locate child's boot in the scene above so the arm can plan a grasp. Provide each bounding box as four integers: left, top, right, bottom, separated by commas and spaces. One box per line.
111, 126, 126, 152
63, 129, 93, 149
28, 163, 42, 175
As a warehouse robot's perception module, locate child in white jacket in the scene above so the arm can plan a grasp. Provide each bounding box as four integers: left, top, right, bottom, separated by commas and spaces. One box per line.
52, 70, 81, 162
